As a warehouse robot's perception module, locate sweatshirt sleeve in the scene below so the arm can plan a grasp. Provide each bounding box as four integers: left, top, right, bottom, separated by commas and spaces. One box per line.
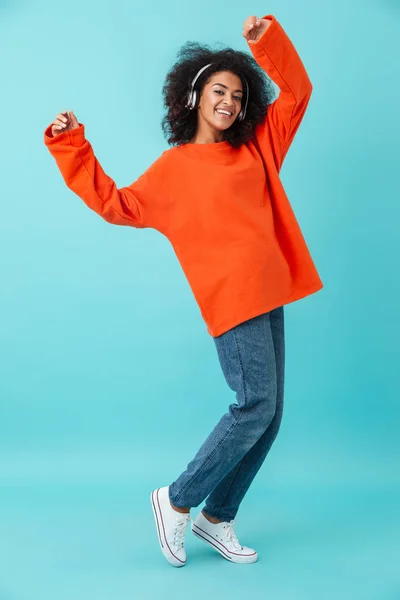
247, 15, 313, 172
44, 123, 167, 229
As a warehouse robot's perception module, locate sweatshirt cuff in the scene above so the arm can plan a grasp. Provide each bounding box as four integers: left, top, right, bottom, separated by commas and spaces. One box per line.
44, 122, 86, 147
247, 14, 278, 57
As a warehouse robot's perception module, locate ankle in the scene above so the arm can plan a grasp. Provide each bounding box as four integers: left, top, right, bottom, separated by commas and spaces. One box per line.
170, 500, 190, 514
202, 510, 223, 524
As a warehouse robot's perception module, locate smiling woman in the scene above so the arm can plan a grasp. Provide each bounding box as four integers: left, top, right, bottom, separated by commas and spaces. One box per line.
161, 40, 276, 148
44, 13, 323, 569
189, 72, 245, 142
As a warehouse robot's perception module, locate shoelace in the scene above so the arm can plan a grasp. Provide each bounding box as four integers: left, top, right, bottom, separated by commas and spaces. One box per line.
173, 513, 191, 549
223, 520, 243, 550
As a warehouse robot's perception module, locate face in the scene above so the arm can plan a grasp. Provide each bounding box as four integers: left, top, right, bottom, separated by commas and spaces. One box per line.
197, 70, 244, 132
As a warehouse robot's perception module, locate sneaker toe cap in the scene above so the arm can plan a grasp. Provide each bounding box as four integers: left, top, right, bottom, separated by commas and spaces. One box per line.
239, 546, 258, 562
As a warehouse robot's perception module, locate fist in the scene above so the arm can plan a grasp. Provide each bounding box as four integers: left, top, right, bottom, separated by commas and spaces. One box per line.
242, 16, 272, 44
51, 110, 79, 137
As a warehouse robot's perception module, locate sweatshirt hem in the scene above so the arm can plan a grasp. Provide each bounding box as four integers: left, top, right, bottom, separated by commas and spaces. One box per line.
208, 280, 324, 337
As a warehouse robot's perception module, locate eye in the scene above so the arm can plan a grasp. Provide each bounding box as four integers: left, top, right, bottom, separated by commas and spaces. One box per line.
214, 90, 242, 102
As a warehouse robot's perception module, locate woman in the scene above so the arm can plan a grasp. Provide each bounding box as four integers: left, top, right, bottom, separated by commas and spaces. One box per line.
44, 14, 323, 567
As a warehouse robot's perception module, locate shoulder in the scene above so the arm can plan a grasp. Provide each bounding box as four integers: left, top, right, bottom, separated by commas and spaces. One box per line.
161, 145, 183, 159
154, 145, 184, 171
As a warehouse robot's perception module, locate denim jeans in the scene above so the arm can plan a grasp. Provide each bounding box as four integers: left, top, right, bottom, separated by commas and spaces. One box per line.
168, 306, 285, 521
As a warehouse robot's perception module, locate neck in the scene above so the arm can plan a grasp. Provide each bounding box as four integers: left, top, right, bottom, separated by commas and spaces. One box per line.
190, 133, 224, 144
190, 118, 224, 144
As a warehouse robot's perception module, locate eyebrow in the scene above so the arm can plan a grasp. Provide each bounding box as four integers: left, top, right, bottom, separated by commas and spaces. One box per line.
212, 83, 243, 94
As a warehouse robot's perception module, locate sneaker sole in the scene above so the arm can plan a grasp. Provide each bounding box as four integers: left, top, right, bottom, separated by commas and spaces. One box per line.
150, 489, 187, 567
191, 522, 258, 564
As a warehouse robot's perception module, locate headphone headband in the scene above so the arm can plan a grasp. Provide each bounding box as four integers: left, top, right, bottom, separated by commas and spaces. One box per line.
190, 62, 214, 89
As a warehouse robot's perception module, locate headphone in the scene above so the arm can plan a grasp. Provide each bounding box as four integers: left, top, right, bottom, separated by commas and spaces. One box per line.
185, 63, 249, 122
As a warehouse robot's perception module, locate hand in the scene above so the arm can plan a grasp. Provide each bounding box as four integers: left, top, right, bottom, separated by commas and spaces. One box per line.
51, 110, 79, 137
242, 16, 272, 44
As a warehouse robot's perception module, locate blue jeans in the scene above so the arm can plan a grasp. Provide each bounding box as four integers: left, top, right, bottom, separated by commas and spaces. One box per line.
168, 306, 285, 522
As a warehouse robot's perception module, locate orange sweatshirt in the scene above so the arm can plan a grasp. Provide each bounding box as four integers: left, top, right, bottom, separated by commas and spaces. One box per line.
44, 14, 323, 337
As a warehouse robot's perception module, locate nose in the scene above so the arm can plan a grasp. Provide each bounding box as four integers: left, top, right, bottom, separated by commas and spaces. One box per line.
221, 98, 234, 110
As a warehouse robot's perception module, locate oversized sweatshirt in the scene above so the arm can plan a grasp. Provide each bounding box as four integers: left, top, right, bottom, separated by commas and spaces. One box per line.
44, 14, 323, 337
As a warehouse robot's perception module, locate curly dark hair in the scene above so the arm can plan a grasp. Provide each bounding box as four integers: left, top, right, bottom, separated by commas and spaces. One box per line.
161, 41, 276, 148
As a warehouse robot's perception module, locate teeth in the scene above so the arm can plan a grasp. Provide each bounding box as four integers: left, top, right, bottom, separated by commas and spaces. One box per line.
216, 109, 232, 116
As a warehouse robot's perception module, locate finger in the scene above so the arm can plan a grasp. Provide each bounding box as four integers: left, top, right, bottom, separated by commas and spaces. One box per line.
242, 25, 252, 40
53, 119, 68, 130
249, 17, 260, 36
70, 110, 79, 126
56, 112, 69, 124
243, 17, 259, 40
243, 16, 258, 29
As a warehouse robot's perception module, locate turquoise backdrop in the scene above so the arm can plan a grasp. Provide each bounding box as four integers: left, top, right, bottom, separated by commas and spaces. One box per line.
0, 0, 399, 598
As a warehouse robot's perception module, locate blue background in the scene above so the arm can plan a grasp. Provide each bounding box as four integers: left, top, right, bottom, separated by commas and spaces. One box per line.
0, 0, 399, 598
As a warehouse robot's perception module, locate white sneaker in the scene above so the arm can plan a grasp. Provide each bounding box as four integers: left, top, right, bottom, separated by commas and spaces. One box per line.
150, 486, 191, 567
191, 511, 258, 564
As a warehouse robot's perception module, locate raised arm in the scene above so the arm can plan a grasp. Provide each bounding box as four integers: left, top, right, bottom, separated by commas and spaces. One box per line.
244, 14, 313, 171
44, 116, 167, 229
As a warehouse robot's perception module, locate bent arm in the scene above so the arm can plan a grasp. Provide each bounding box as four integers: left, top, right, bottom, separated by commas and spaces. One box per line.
44, 123, 165, 228
247, 15, 313, 171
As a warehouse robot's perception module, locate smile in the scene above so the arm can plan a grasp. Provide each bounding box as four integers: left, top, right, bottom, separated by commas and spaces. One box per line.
215, 109, 233, 118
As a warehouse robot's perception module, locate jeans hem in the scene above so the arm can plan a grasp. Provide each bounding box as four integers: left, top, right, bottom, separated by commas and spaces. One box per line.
202, 508, 236, 522
169, 415, 243, 507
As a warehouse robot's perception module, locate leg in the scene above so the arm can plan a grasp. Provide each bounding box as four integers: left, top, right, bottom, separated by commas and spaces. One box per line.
168, 310, 278, 510
202, 306, 285, 522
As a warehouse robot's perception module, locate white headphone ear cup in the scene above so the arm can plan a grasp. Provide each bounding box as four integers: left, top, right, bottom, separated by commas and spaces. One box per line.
192, 89, 198, 108
187, 90, 195, 109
